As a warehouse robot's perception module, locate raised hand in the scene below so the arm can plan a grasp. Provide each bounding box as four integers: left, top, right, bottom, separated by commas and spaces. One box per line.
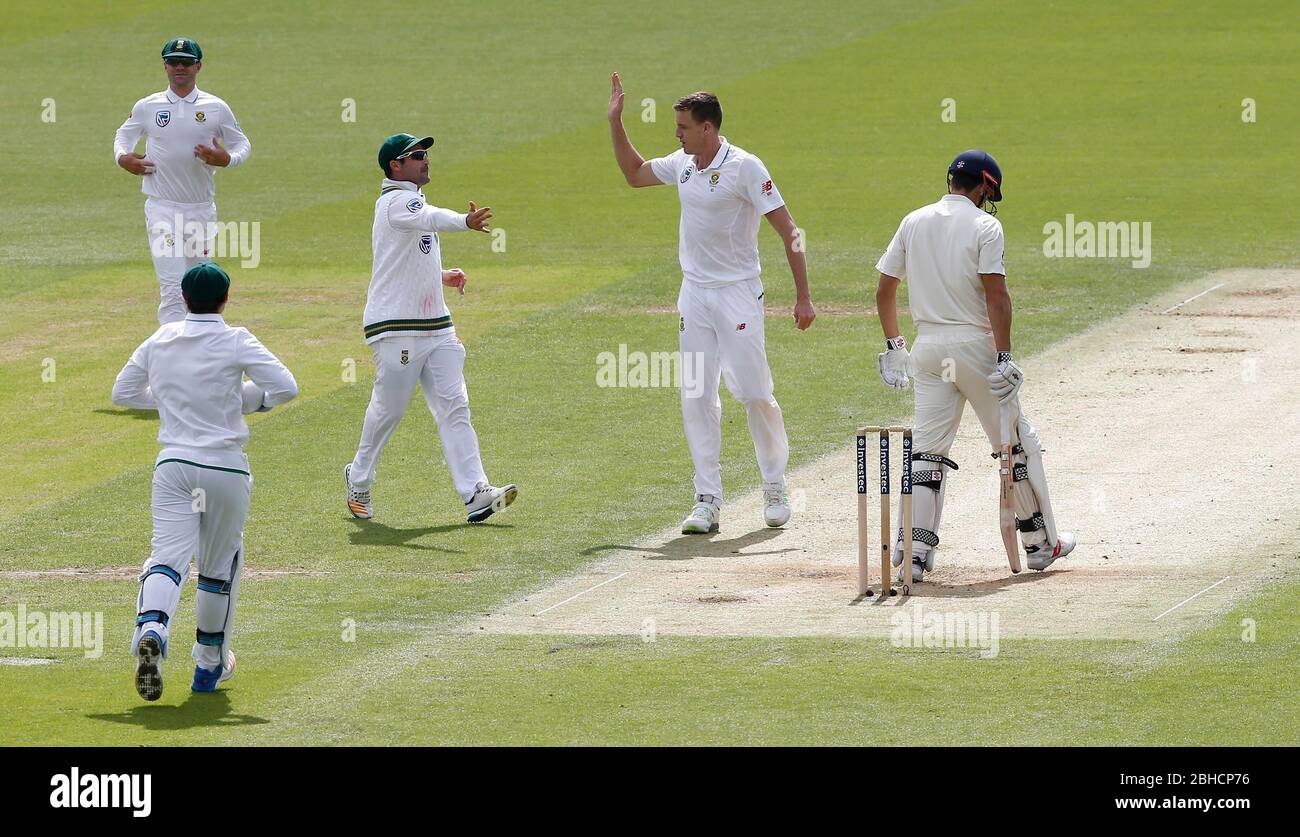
609, 72, 625, 122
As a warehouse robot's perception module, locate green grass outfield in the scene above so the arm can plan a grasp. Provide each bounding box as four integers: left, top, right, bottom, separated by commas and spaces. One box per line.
1, 0, 1296, 744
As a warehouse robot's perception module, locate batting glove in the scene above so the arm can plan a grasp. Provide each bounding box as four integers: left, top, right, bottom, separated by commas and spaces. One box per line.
877, 336, 911, 390
988, 351, 1024, 403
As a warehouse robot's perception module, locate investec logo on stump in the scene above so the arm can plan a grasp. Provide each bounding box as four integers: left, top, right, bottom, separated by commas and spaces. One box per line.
50, 768, 151, 817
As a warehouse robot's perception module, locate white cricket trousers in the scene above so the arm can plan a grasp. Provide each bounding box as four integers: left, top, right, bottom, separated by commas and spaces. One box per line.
677, 277, 789, 501
133, 452, 251, 670
144, 197, 217, 325
903, 329, 1051, 556
910, 330, 1043, 457
348, 331, 488, 502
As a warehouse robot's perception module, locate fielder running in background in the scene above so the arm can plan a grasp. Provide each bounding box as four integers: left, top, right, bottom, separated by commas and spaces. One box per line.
114, 38, 251, 324
874, 150, 1076, 583
608, 73, 816, 534
343, 133, 518, 524
112, 262, 297, 700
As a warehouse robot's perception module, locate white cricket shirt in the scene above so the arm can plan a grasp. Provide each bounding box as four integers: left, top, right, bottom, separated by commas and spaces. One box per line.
113, 86, 251, 205
362, 178, 469, 344
112, 314, 297, 469
649, 138, 785, 287
876, 194, 1006, 336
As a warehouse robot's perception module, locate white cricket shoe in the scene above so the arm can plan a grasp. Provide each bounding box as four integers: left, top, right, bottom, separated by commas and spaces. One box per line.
1028, 531, 1076, 571
344, 464, 372, 520
762, 483, 791, 528
681, 495, 720, 534
895, 556, 926, 583
892, 544, 930, 582
466, 482, 518, 523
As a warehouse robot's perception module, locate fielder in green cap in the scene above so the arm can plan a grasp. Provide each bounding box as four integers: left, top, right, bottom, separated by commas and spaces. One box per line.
113, 259, 298, 701
114, 38, 253, 324
342, 131, 518, 524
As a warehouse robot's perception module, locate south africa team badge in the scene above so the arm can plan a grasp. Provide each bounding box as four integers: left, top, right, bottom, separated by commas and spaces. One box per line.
400, 349, 410, 366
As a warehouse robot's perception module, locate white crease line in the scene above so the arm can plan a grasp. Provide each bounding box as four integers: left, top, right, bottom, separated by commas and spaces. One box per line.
1152, 576, 1230, 622
1160, 282, 1226, 314
533, 572, 628, 617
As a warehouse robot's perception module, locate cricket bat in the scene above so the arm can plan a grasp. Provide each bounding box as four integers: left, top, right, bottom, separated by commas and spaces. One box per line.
999, 400, 1023, 574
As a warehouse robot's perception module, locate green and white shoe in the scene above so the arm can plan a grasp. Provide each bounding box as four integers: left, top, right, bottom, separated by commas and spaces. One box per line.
681, 494, 720, 534
762, 483, 790, 528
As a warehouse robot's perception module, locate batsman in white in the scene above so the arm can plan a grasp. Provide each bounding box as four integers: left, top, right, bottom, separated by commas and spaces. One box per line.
112, 262, 298, 700
874, 150, 1076, 583
608, 74, 816, 534
113, 38, 252, 325
343, 133, 518, 524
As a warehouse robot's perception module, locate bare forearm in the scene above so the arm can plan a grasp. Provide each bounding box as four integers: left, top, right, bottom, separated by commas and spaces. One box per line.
785, 244, 810, 302
609, 117, 645, 182
876, 284, 901, 339
987, 290, 1012, 351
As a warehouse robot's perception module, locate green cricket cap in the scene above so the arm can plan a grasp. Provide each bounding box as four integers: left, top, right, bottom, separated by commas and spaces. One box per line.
378, 133, 434, 175
181, 262, 230, 309
162, 38, 202, 60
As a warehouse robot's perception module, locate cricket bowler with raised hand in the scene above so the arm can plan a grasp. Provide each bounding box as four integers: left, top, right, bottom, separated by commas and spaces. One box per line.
112, 262, 297, 700
113, 38, 252, 324
608, 73, 816, 534
343, 133, 518, 524
874, 150, 1076, 584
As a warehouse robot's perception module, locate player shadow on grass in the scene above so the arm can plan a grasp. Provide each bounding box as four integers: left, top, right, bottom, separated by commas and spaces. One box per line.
347, 519, 512, 553
580, 527, 790, 562
87, 690, 268, 731
92, 408, 157, 421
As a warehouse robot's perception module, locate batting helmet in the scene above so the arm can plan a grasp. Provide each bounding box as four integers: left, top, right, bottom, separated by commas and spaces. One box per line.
948, 149, 1002, 202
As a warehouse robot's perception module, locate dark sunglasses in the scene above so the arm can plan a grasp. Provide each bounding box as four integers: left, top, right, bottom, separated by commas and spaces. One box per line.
397, 149, 428, 161
165, 58, 197, 67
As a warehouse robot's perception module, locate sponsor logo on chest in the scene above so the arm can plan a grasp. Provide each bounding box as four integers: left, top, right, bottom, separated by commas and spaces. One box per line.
156, 110, 171, 127
419, 234, 432, 255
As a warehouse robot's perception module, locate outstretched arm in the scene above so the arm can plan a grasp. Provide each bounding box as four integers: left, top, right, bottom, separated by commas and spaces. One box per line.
608, 73, 660, 187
